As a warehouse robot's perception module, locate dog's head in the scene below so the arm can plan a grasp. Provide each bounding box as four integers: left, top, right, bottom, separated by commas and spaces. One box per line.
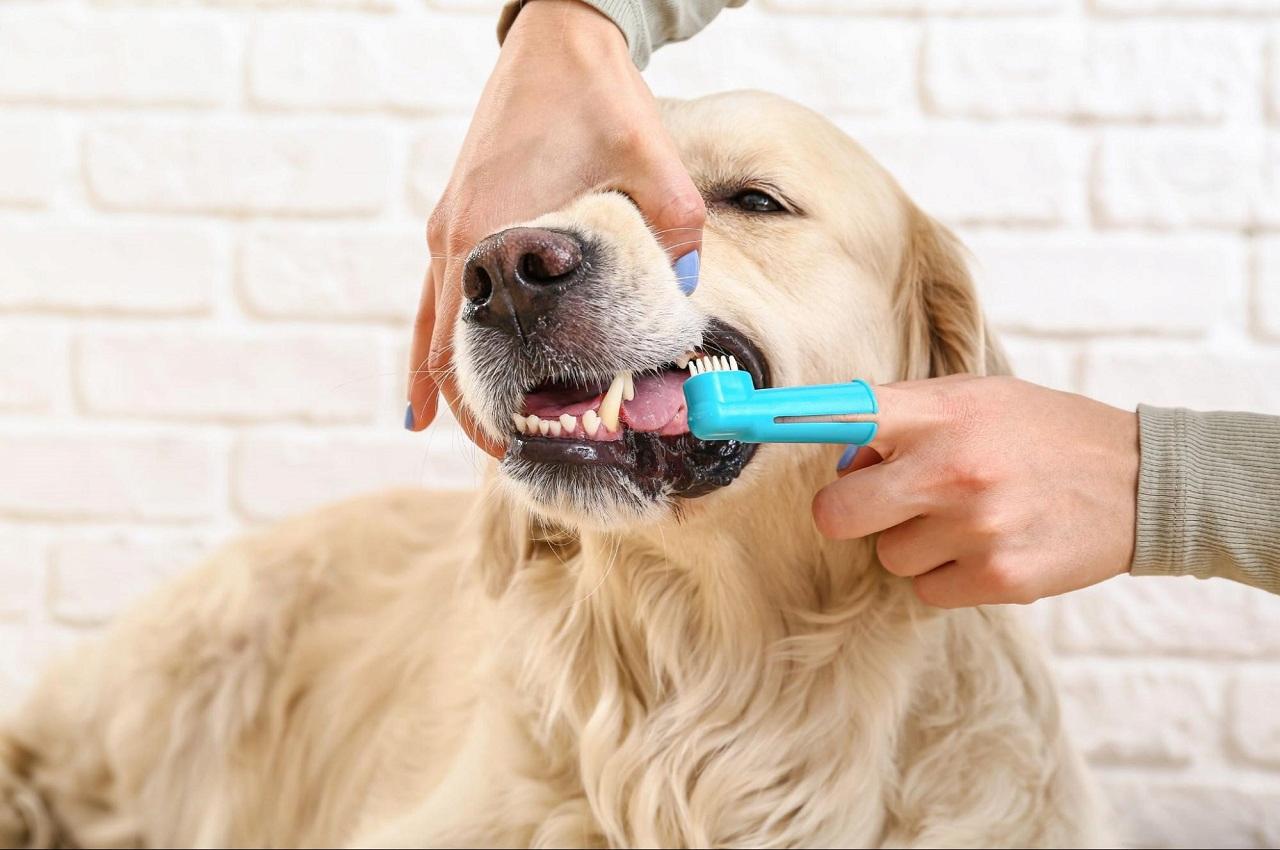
455, 91, 1002, 530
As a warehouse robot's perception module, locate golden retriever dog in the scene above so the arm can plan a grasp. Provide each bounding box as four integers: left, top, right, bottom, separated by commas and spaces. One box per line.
0, 91, 1110, 848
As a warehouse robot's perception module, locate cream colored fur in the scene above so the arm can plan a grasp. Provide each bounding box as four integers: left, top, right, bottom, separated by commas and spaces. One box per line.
0, 92, 1111, 849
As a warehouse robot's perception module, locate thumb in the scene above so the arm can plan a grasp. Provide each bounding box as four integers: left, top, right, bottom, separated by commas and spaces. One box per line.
628, 157, 706, 263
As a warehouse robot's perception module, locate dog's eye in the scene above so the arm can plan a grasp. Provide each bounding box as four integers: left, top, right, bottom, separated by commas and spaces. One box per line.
731, 189, 785, 214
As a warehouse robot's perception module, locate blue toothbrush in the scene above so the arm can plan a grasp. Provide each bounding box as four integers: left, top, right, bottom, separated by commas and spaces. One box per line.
682, 356, 878, 445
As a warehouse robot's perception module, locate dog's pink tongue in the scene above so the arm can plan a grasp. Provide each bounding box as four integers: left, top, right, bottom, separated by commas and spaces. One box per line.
622, 370, 689, 434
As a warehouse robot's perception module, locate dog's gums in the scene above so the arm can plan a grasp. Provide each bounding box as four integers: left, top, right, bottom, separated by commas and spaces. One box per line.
503, 320, 770, 501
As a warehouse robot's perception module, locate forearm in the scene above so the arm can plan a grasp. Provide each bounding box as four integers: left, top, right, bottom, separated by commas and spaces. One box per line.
498, 0, 746, 68
1132, 405, 1280, 594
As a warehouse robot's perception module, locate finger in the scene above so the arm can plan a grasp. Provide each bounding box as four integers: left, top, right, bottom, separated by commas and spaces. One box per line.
911, 561, 991, 609
861, 381, 964, 460
627, 154, 706, 262
812, 457, 930, 540
435, 362, 506, 460
837, 445, 882, 478
875, 515, 962, 578
407, 262, 441, 432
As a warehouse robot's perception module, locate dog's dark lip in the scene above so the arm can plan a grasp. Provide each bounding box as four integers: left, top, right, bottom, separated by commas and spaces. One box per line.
504, 319, 770, 499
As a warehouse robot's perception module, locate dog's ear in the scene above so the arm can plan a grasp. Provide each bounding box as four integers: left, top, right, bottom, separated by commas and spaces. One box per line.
895, 204, 1009, 379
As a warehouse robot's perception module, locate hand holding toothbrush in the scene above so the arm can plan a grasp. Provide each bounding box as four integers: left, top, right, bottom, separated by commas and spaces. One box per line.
811, 375, 1141, 608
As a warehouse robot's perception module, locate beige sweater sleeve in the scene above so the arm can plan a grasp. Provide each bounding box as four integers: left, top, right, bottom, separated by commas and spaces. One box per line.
498, 0, 746, 68
1132, 405, 1280, 594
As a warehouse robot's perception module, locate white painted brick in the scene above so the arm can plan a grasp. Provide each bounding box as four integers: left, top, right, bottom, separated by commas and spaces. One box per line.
86, 121, 391, 216
997, 336, 1077, 391
0, 224, 221, 315
48, 535, 209, 626
856, 124, 1082, 225
1081, 343, 1280, 413
77, 331, 383, 423
1101, 0, 1280, 11
0, 325, 65, 412
0, 532, 44, 622
925, 22, 1259, 121
1105, 780, 1280, 849
645, 13, 915, 114
0, 431, 219, 521
233, 430, 481, 520
0, 116, 63, 207
1229, 674, 1280, 767
1096, 131, 1261, 229
102, 0, 393, 7
407, 117, 469, 216
250, 16, 495, 112
765, 0, 1061, 9
0, 10, 233, 106
1058, 664, 1217, 765
1252, 238, 1280, 339
1055, 574, 1280, 658
240, 227, 422, 322
964, 232, 1242, 335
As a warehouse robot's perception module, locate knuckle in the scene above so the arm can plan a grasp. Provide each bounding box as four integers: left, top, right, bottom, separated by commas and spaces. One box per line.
875, 531, 907, 574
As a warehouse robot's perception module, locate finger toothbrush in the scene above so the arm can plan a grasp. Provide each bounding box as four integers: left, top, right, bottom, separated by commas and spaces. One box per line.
682, 357, 878, 445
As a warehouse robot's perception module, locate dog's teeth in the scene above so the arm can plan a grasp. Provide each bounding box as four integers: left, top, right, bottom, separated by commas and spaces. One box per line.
559, 414, 576, 435
512, 413, 527, 434
538, 419, 551, 436
549, 421, 562, 437
622, 371, 635, 402
525, 414, 539, 434
600, 372, 626, 433
583, 408, 601, 437
675, 353, 691, 369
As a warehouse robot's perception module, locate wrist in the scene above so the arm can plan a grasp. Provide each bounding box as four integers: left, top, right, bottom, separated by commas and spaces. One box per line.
506, 0, 631, 63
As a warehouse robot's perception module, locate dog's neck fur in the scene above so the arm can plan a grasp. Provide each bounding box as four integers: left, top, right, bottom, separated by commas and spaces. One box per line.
487, 452, 936, 846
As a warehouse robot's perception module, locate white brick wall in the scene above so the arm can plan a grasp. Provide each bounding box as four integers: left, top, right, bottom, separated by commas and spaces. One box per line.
1, 1, 1277, 845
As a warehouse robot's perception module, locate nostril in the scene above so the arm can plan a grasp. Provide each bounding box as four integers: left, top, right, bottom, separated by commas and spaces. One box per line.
517, 242, 580, 286
465, 265, 493, 306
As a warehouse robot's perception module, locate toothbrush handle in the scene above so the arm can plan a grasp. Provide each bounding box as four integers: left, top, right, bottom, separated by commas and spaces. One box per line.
735, 380, 879, 444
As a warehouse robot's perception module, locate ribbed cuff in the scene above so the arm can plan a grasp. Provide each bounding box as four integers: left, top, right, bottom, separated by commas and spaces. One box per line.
1132, 404, 1280, 594
498, 0, 651, 68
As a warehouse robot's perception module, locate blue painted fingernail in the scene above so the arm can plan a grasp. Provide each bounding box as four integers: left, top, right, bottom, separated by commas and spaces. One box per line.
837, 445, 858, 471
404, 403, 415, 431
674, 250, 700, 295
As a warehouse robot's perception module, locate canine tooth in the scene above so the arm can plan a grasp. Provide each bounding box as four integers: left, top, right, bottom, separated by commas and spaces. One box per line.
549, 421, 562, 437
525, 414, 539, 434
512, 413, 527, 433
622, 371, 635, 402
583, 408, 601, 437
538, 419, 551, 436
675, 353, 691, 369
600, 372, 626, 432
559, 414, 577, 434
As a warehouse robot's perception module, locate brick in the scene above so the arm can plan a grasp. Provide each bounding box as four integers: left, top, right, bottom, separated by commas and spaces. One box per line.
997, 336, 1077, 391
0, 531, 44, 622
0, 116, 63, 207
249, 16, 495, 112
1096, 131, 1261, 229
645, 13, 915, 115
0, 325, 65, 412
0, 9, 232, 106
856, 124, 1083, 226
86, 121, 391, 216
1100, 0, 1280, 10
407, 117, 469, 216
925, 21, 1259, 121
1057, 664, 1217, 765
765, 0, 1061, 8
0, 224, 221, 315
1081, 343, 1280, 413
1229, 674, 1280, 767
964, 232, 1242, 335
105, 0, 393, 7
0, 431, 219, 521
1252, 238, 1280, 338
1105, 780, 1280, 849
76, 331, 383, 423
240, 227, 422, 322
48, 535, 209, 626
1055, 574, 1280, 658
233, 431, 480, 521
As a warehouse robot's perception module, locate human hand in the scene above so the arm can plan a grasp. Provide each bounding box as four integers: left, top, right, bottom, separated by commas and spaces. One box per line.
407, 0, 705, 457
812, 376, 1140, 607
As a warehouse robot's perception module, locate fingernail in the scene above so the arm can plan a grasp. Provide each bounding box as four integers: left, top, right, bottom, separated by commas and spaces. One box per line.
837, 445, 858, 472
404, 403, 415, 431
674, 250, 700, 295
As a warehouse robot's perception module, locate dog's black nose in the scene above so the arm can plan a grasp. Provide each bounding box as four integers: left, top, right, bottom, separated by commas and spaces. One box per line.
462, 227, 584, 340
